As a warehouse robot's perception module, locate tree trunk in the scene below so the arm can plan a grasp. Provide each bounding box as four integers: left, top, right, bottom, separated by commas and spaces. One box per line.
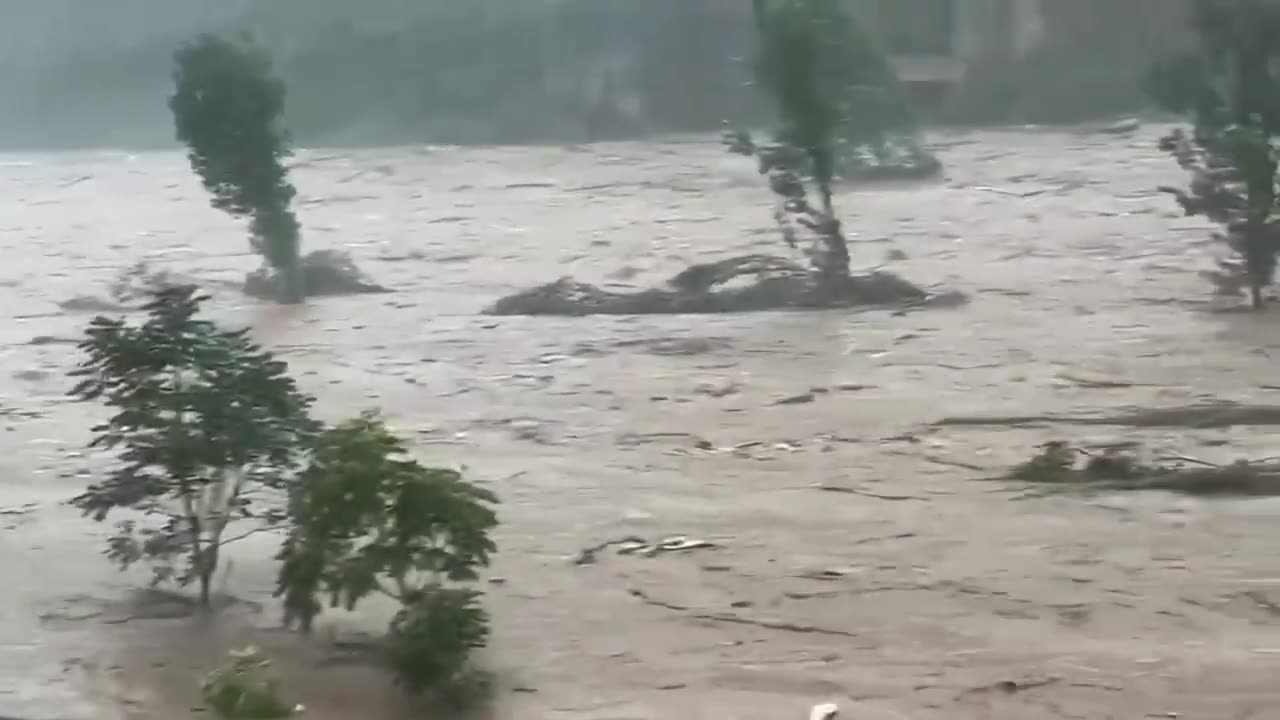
821, 225, 851, 283
278, 257, 306, 305
817, 197, 851, 284
196, 544, 219, 608
253, 209, 306, 304
1251, 280, 1265, 310
814, 179, 851, 283
197, 571, 212, 608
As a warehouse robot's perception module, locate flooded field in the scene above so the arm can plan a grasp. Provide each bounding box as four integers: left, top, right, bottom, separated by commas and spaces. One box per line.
4, 125, 1280, 719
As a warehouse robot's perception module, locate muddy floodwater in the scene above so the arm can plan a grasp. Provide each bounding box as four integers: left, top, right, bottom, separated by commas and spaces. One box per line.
4, 126, 1280, 719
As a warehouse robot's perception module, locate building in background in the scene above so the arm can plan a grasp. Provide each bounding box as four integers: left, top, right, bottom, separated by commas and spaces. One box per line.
854, 0, 1046, 92
856, 0, 1194, 119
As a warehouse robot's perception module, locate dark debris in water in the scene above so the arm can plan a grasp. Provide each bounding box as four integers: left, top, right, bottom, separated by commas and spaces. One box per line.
48, 587, 263, 627
1002, 440, 1280, 497
487, 253, 959, 316
937, 401, 1280, 430
244, 250, 390, 301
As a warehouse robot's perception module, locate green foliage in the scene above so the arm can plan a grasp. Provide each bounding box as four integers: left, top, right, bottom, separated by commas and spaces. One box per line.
274, 411, 498, 629
69, 284, 317, 604
68, 284, 501, 700
754, 0, 918, 165
1008, 440, 1280, 496
727, 0, 858, 282
171, 33, 304, 303
274, 412, 498, 704
751, 0, 840, 211
1147, 0, 1280, 308
726, 0, 939, 284
201, 646, 301, 720
386, 587, 492, 707
750, 0, 934, 178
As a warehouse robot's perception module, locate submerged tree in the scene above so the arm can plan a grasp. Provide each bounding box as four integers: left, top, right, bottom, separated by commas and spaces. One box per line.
69, 285, 317, 606
1147, 0, 1280, 309
201, 647, 301, 720
275, 412, 497, 705
725, 0, 859, 284
797, 0, 935, 176
482, 0, 942, 316
730, 1, 934, 170
171, 34, 305, 304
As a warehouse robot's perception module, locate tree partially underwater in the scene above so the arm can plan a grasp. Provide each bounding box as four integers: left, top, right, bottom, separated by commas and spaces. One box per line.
752, 0, 941, 183
489, 0, 956, 317
171, 33, 387, 303
69, 284, 501, 710
1147, 0, 1280, 309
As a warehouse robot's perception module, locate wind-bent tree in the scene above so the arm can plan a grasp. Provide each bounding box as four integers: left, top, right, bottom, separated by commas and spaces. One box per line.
726, 0, 856, 284
483, 0, 938, 316
1147, 0, 1280, 309
171, 34, 305, 304
726, 0, 941, 286
69, 285, 317, 607
803, 0, 932, 175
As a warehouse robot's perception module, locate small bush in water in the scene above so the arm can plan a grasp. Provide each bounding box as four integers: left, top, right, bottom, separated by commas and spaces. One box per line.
201, 646, 301, 720
274, 411, 499, 707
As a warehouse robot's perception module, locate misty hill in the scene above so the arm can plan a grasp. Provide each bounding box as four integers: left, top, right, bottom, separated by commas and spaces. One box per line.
0, 0, 1177, 150
0, 0, 758, 149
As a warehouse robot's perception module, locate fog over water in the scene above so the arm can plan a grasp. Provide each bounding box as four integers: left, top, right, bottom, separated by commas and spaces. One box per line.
0, 1, 1176, 149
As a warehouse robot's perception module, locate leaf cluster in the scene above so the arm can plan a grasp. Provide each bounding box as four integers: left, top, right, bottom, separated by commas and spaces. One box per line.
274, 412, 498, 633
69, 284, 501, 705
68, 284, 317, 585
386, 587, 492, 705
726, 0, 864, 279
201, 646, 299, 720
1148, 0, 1280, 301
751, 0, 840, 195
171, 33, 300, 272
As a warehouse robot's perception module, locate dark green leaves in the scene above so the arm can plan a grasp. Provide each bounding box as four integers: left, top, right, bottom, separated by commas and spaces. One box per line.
729, 0, 875, 280
274, 412, 498, 632
274, 412, 498, 704
70, 282, 503, 701
69, 284, 317, 588
386, 587, 491, 704
171, 34, 303, 290
752, 0, 923, 178
753, 0, 839, 195
1149, 0, 1280, 307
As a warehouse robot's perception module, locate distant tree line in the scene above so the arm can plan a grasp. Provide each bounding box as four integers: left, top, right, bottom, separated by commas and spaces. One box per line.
0, 0, 1198, 148
2, 0, 758, 147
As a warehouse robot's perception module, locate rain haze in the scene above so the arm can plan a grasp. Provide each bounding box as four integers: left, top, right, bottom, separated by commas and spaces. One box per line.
3, 2, 1280, 720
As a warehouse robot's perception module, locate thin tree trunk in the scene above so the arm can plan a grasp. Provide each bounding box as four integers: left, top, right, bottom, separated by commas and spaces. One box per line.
197, 544, 219, 608
278, 257, 305, 305
182, 489, 213, 609
816, 179, 850, 281
821, 223, 851, 284
198, 570, 212, 608
254, 209, 306, 304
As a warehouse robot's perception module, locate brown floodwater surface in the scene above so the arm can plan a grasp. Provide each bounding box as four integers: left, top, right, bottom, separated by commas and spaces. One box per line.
4, 126, 1280, 719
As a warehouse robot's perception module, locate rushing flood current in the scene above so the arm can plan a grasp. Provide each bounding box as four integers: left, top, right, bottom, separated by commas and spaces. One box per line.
5, 127, 1280, 719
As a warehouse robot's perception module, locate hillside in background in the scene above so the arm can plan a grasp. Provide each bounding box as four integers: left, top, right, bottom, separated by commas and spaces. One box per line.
0, 0, 1188, 149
